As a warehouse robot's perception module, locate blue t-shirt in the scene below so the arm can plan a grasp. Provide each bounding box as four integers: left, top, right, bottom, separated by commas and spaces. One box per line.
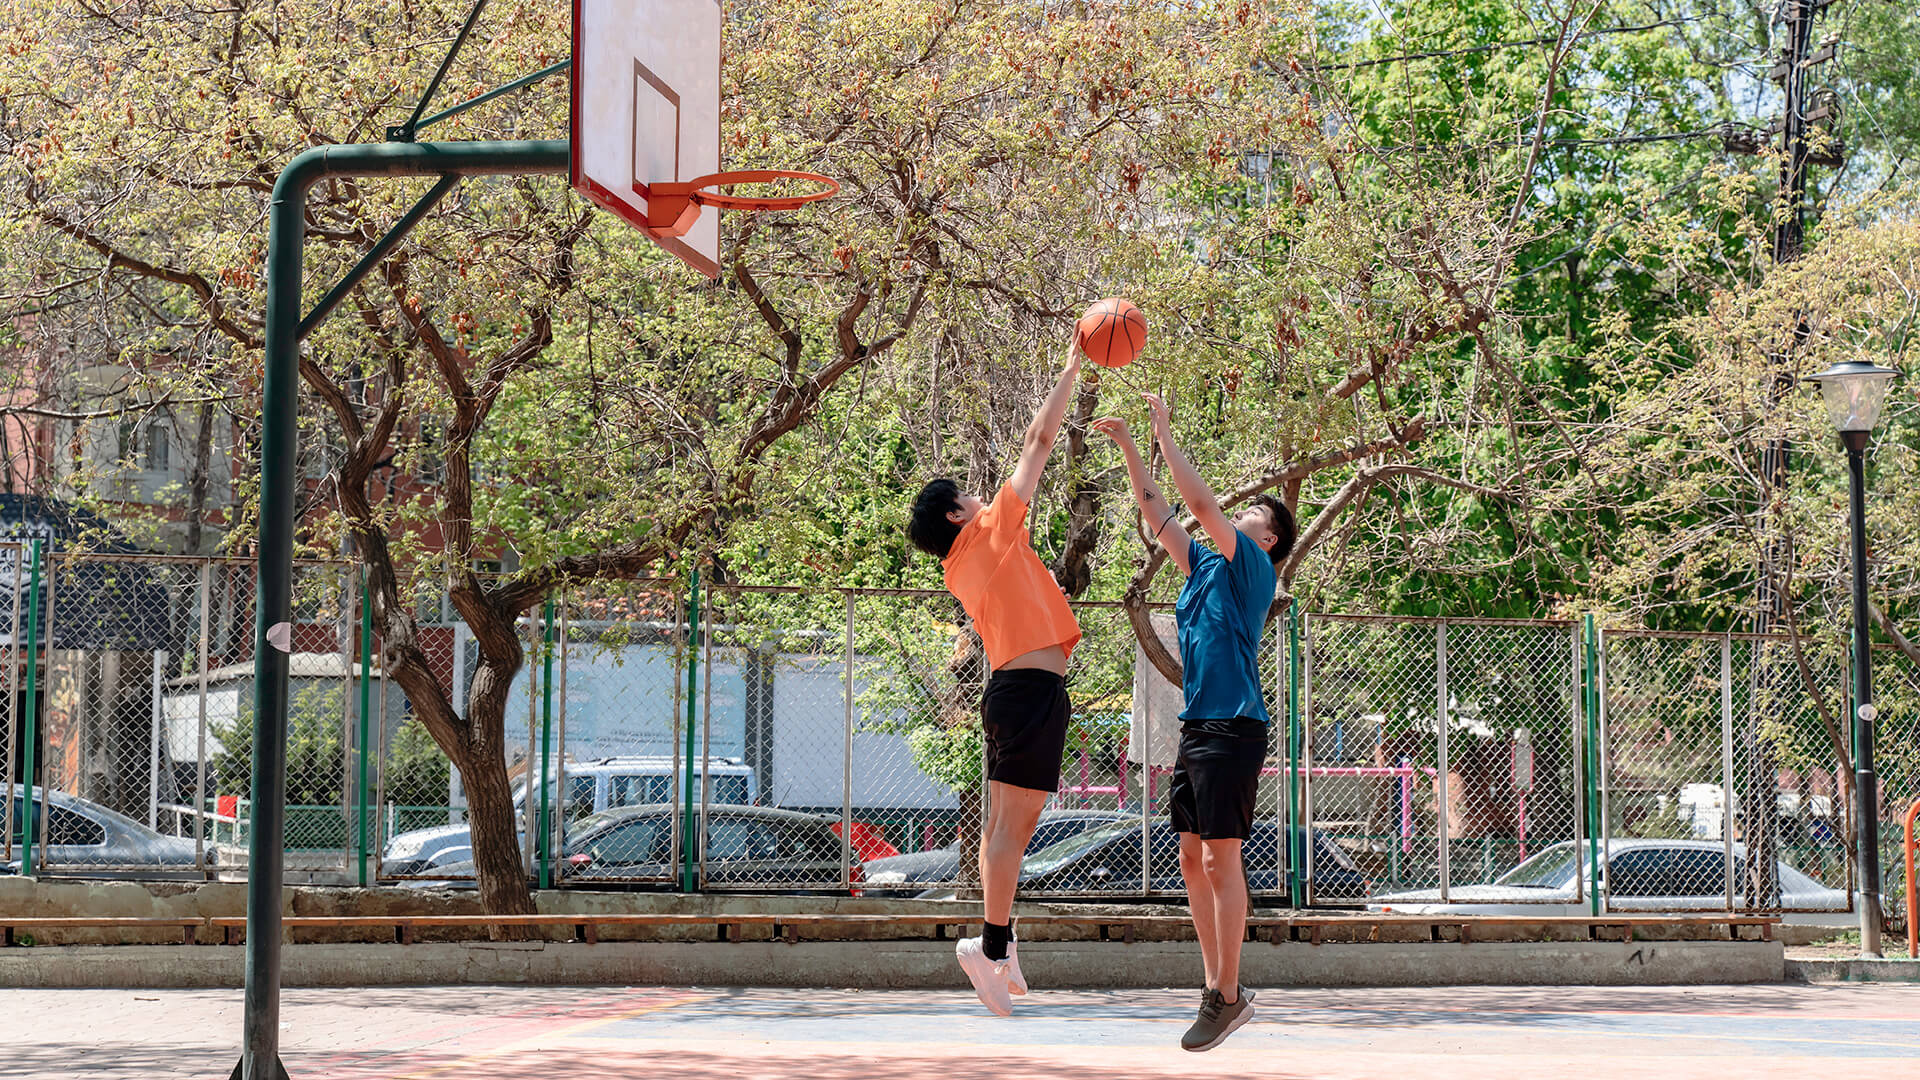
1175, 532, 1275, 724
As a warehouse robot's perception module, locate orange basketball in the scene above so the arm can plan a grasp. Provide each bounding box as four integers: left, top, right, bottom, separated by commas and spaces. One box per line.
1077, 297, 1146, 368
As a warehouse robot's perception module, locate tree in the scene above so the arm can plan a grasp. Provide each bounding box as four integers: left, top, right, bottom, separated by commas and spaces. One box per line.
1, 0, 1306, 915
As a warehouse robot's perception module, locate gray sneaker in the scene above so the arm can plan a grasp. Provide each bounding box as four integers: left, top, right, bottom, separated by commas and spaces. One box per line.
1181, 987, 1255, 1051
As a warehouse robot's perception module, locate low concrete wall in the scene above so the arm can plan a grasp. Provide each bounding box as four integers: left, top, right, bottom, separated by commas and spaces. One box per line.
1787, 957, 1920, 983
0, 938, 1783, 989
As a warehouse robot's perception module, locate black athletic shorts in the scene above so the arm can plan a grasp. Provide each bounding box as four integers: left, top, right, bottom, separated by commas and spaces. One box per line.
1168, 717, 1268, 841
981, 668, 1070, 793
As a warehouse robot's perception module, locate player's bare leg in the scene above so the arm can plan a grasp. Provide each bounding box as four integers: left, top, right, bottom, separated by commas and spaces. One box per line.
1178, 832, 1221, 991
957, 781, 1049, 1015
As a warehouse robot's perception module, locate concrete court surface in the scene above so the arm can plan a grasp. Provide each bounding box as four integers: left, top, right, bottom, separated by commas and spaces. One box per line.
6, 982, 1919, 1080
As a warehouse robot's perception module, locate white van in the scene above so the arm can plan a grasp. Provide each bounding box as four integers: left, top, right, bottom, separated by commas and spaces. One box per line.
383, 756, 757, 876
524, 756, 758, 821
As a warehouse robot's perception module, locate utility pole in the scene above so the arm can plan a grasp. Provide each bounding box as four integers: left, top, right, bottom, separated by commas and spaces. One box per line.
1727, 0, 1844, 917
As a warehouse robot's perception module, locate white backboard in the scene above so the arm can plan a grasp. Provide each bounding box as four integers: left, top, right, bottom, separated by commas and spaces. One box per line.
572, 0, 722, 278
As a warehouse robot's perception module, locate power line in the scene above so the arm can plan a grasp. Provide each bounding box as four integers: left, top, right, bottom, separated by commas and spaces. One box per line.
1312, 15, 1714, 73
1357, 125, 1749, 156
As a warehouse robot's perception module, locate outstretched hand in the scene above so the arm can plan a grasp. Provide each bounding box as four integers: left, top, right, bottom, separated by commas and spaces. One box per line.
1142, 392, 1171, 435
1091, 416, 1133, 445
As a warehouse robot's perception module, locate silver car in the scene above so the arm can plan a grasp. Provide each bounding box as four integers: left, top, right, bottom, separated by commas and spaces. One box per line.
1366, 837, 1854, 925
4, 785, 210, 873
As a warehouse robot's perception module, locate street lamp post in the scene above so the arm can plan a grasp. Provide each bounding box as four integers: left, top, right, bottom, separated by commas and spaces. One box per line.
1805, 358, 1899, 958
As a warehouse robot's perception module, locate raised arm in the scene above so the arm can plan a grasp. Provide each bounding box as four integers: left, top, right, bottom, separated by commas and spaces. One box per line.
1006, 339, 1083, 505
1092, 417, 1191, 576
1144, 393, 1236, 562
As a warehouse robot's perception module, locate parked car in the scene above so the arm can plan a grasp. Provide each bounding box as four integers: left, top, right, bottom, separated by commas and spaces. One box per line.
1365, 838, 1856, 925
859, 809, 1134, 897
382, 756, 757, 876
4, 785, 213, 874
407, 803, 855, 892
911, 818, 1367, 900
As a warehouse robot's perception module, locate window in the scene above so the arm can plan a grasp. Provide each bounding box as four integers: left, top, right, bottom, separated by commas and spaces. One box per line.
708, 775, 750, 806
1607, 849, 1731, 898
1147, 828, 1182, 882
1025, 820, 1084, 854
143, 423, 170, 472
611, 774, 673, 808
10, 800, 107, 847
1497, 844, 1581, 889
1659, 850, 1732, 896
797, 822, 842, 860
704, 816, 781, 861
47, 805, 106, 846
584, 818, 665, 865
564, 776, 597, 821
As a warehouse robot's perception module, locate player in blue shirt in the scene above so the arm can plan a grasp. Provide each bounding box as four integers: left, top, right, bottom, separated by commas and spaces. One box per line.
1095, 393, 1295, 1052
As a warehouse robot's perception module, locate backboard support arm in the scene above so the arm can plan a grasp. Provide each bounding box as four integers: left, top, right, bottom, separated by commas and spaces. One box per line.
388, 0, 493, 142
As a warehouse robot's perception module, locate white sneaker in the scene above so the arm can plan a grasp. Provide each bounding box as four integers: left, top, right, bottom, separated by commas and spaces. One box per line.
1004, 940, 1028, 996
955, 936, 1015, 1016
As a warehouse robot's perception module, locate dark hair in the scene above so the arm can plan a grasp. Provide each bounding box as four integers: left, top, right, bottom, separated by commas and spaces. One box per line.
909, 478, 966, 558
1250, 493, 1295, 566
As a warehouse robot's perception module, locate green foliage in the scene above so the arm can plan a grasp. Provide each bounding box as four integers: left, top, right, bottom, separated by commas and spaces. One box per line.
385, 713, 452, 804
906, 717, 987, 793
210, 682, 347, 807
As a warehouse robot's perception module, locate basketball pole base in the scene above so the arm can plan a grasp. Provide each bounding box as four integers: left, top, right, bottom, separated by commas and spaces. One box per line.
229, 1056, 291, 1080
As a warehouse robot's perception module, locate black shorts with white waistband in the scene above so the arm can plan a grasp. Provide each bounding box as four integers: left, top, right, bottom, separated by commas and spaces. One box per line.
980, 668, 1070, 794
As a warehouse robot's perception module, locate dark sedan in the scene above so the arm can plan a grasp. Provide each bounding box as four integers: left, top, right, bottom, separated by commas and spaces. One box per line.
858, 809, 1133, 897
1004, 818, 1368, 899
5, 786, 212, 874
409, 803, 855, 892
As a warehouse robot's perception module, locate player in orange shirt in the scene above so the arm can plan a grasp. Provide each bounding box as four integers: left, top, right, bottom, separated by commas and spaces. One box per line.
907, 339, 1084, 1016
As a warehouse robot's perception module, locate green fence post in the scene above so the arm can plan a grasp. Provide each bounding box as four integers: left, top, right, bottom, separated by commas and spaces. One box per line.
682, 569, 701, 893
18, 539, 42, 877
1286, 600, 1305, 907
538, 594, 556, 890
356, 567, 373, 886
1584, 614, 1602, 914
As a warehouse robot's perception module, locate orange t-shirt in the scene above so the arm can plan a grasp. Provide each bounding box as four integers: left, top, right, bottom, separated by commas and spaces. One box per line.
941, 485, 1081, 671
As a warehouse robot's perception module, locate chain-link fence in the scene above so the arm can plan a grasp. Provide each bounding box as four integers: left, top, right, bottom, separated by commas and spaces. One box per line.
14, 548, 1905, 923
2, 553, 354, 878
1303, 616, 1582, 906
1878, 644, 1919, 931
2, 540, 25, 867
1598, 630, 1853, 914
535, 578, 686, 888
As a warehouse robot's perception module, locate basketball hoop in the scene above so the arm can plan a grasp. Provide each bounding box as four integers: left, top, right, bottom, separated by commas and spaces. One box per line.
639, 169, 839, 239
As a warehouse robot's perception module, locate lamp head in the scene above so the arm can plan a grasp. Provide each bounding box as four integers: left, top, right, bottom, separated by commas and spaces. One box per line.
1805, 359, 1899, 434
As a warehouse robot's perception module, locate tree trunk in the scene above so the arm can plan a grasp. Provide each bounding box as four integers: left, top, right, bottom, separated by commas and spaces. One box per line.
458, 652, 537, 930
458, 740, 535, 929
956, 784, 984, 889
185, 402, 215, 554
1051, 380, 1104, 597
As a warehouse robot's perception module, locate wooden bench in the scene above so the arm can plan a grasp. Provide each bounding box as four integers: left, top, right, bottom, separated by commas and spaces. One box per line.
200, 912, 1778, 946
1, 916, 203, 946
1247, 914, 1778, 946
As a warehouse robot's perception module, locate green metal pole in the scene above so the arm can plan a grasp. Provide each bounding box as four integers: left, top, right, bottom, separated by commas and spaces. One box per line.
1286, 600, 1304, 907
538, 595, 555, 890
241, 137, 568, 1080
1584, 614, 1602, 915
682, 569, 701, 893
18, 539, 42, 877
356, 568, 373, 886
